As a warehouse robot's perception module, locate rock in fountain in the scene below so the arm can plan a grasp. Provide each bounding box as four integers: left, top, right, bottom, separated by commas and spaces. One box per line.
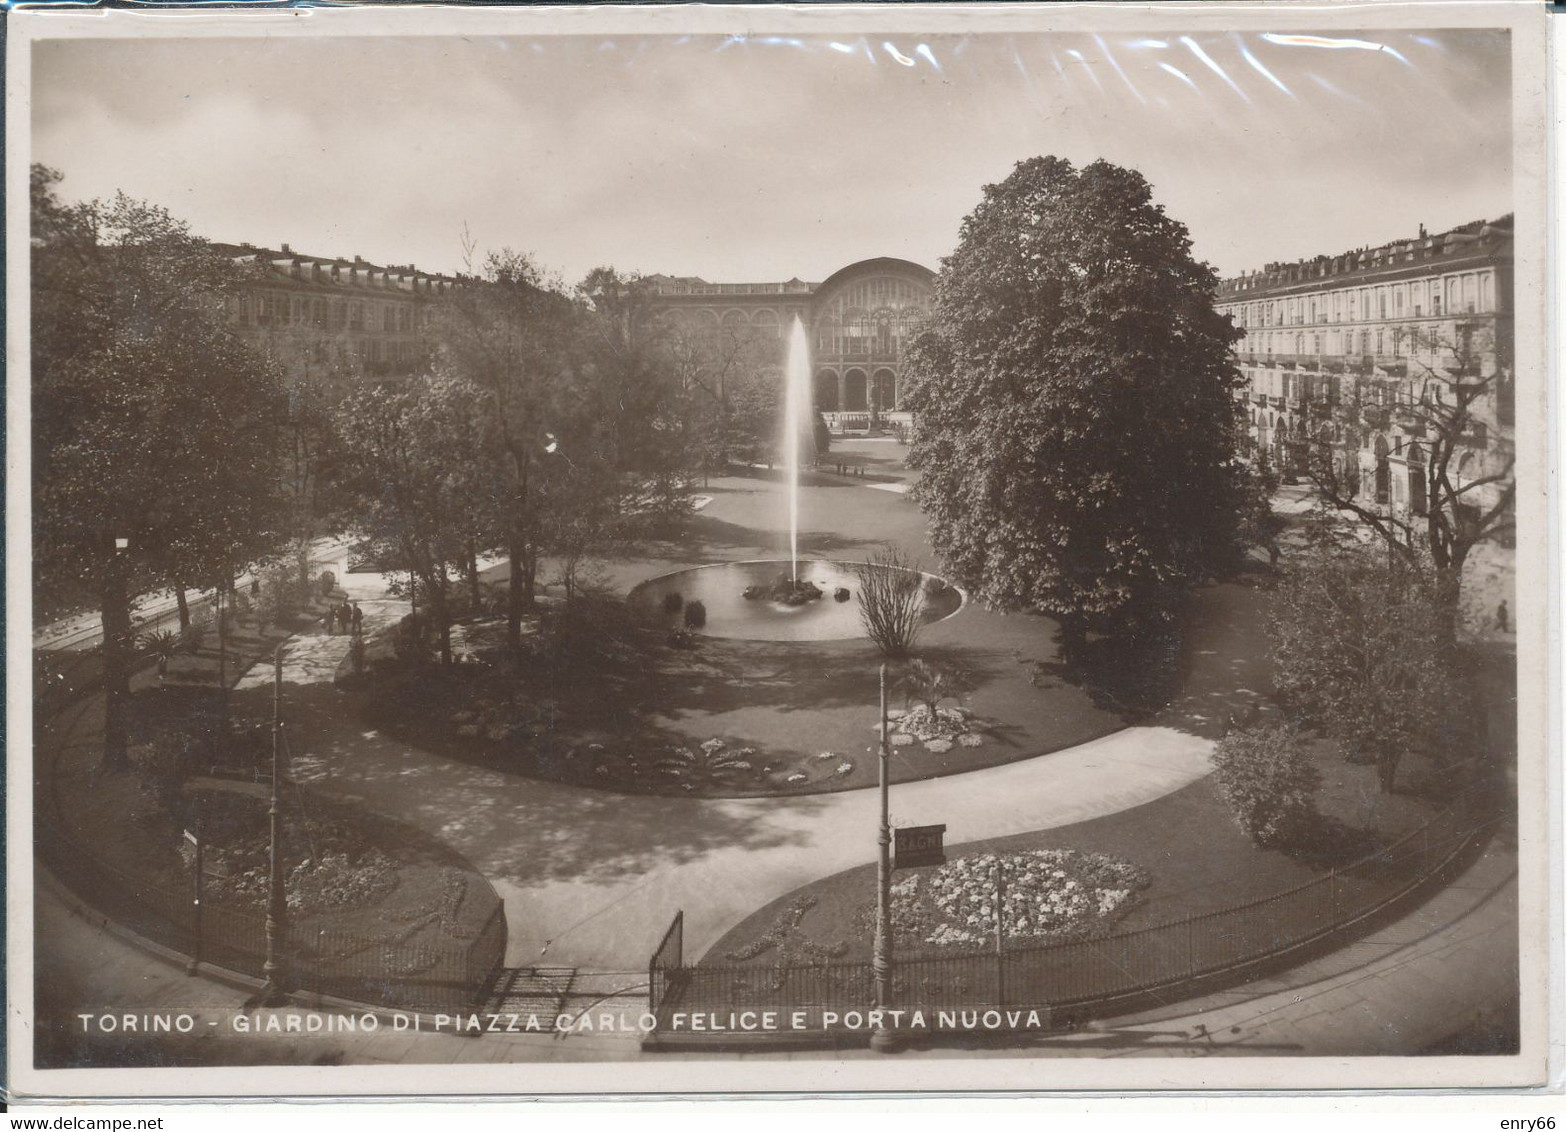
743, 575, 824, 606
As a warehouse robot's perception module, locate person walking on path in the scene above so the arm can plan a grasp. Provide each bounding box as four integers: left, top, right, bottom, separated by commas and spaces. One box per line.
1496, 600, 1509, 634
323, 605, 337, 635
351, 601, 364, 636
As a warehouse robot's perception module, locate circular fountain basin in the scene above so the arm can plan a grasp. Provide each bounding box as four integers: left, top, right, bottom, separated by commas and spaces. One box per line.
629, 559, 962, 643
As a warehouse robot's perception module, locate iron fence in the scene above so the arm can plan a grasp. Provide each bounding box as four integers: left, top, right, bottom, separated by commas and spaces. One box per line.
649, 910, 685, 1016
650, 802, 1484, 1035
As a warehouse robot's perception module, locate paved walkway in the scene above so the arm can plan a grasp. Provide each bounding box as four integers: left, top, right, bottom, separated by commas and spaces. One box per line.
245, 585, 1216, 970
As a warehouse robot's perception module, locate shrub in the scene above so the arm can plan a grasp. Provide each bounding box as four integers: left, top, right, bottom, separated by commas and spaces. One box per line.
662, 592, 684, 614
1211, 724, 1320, 848
138, 629, 180, 675
132, 731, 204, 818
683, 600, 707, 629
317, 569, 337, 597
899, 658, 970, 719
921, 575, 947, 596
854, 547, 923, 657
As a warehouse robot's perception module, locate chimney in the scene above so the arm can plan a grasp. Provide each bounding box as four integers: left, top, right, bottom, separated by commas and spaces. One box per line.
281, 242, 292, 256
1418, 223, 1427, 239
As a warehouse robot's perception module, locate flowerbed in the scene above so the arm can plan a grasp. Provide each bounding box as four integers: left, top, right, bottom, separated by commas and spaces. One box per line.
871, 849, 1149, 950
182, 800, 400, 916
881, 705, 988, 752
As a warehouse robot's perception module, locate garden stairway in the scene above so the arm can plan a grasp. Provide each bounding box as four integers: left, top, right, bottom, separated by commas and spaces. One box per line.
482, 966, 578, 1025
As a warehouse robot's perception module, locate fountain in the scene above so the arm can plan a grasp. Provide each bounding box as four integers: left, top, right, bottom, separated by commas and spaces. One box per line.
627, 316, 961, 641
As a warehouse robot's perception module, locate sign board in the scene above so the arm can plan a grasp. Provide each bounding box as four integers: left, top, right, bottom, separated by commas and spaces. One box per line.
893, 824, 946, 870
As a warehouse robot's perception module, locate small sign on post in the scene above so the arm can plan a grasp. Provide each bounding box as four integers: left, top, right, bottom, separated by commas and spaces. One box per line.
893, 823, 946, 870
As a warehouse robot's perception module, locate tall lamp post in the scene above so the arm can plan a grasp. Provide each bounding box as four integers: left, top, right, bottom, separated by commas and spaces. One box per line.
259, 648, 289, 1006
870, 663, 897, 1053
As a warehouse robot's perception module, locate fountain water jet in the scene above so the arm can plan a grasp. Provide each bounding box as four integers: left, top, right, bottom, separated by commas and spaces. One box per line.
626, 315, 964, 639
782, 316, 814, 583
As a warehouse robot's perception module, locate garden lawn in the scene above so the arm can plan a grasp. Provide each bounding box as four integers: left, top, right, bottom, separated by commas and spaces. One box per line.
38, 606, 498, 953
701, 736, 1451, 966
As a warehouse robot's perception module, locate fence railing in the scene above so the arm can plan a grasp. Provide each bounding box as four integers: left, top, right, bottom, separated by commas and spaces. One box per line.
649, 801, 1484, 1035
649, 910, 685, 1016
36, 807, 506, 1014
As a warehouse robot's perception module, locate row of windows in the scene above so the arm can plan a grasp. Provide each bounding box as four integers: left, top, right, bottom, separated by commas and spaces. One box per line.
1223, 271, 1496, 328
1241, 323, 1478, 360
234, 290, 420, 333
1245, 368, 1456, 409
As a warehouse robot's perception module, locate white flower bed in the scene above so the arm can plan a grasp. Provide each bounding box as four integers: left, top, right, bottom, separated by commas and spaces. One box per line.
878, 704, 987, 752
890, 849, 1148, 948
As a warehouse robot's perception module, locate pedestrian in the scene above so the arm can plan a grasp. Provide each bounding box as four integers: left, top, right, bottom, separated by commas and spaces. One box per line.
1496, 599, 1509, 634
323, 605, 336, 635
1267, 539, 1281, 567
351, 601, 364, 636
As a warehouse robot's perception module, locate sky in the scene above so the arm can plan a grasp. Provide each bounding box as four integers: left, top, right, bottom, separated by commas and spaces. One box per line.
30, 27, 1513, 286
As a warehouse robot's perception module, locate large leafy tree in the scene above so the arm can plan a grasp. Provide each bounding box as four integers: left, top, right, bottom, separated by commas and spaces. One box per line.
432, 248, 582, 646
31, 166, 289, 769
902, 156, 1246, 648
575, 266, 695, 526
334, 374, 491, 665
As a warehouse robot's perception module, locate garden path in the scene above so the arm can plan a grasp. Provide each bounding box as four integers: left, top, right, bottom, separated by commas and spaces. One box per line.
246, 605, 1215, 972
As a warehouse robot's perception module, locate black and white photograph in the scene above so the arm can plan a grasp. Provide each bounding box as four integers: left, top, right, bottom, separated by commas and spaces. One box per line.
5, 2, 1553, 1100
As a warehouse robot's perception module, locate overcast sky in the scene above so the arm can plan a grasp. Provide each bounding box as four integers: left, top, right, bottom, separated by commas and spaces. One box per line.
31, 28, 1512, 285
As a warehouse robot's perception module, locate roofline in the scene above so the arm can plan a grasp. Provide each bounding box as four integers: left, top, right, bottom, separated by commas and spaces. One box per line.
812, 257, 936, 298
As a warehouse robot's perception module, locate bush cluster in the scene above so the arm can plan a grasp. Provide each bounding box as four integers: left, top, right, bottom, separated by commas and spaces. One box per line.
1211, 724, 1320, 848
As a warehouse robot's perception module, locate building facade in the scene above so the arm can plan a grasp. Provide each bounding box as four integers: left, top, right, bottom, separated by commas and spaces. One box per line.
645, 256, 936, 414
1216, 216, 1514, 532
214, 242, 461, 384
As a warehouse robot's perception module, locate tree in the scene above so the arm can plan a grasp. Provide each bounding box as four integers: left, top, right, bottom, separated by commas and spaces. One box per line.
432, 247, 580, 647
1267, 538, 1475, 793
333, 375, 490, 665
902, 157, 1246, 650
899, 658, 971, 719
660, 310, 778, 474
1293, 323, 1514, 637
854, 547, 924, 658
31, 166, 289, 770
575, 266, 697, 528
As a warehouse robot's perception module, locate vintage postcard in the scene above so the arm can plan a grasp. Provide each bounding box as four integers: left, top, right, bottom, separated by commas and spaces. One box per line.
5, 1, 1554, 1101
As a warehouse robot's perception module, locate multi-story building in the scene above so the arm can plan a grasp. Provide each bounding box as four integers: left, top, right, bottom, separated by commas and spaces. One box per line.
644, 256, 935, 415
213, 242, 461, 384
1216, 216, 1514, 530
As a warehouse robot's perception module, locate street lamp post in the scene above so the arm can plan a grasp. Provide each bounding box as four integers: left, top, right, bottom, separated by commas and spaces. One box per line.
259, 648, 289, 1006
870, 663, 897, 1053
